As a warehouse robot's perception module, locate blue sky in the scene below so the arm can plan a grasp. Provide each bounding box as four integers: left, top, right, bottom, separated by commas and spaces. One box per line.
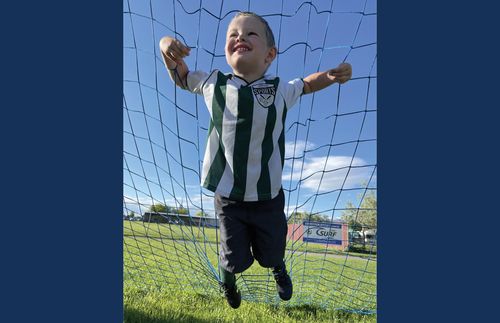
123, 0, 377, 219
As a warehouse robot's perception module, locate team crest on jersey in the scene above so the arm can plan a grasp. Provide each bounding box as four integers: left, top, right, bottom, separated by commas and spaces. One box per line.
252, 84, 276, 108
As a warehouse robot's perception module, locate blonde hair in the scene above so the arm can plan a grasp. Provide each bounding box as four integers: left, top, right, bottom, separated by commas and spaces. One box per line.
232, 11, 276, 48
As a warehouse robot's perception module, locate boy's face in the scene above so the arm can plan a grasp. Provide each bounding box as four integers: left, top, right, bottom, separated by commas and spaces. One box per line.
225, 16, 276, 76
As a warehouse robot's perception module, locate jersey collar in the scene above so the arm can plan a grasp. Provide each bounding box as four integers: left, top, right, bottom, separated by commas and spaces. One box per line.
229, 74, 274, 87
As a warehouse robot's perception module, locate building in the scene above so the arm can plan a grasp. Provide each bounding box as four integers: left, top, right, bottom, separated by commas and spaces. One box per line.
142, 212, 218, 228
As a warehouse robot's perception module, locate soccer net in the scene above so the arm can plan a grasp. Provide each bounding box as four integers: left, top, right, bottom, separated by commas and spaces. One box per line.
123, 0, 376, 314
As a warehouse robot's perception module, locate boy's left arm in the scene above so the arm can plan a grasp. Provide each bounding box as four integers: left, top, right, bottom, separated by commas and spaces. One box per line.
302, 63, 352, 94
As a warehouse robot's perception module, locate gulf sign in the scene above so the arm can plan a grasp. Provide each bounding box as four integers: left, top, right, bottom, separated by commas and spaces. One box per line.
303, 221, 343, 245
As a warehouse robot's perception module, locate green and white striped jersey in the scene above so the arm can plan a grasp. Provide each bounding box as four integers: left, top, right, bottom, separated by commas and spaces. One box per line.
187, 70, 304, 201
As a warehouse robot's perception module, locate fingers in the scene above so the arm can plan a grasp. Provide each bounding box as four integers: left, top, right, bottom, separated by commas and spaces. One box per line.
169, 40, 191, 59
328, 63, 352, 84
176, 39, 191, 56
161, 37, 191, 61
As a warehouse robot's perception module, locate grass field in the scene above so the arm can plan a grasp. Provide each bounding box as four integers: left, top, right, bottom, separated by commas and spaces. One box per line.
124, 221, 377, 322
124, 220, 377, 259
124, 286, 376, 322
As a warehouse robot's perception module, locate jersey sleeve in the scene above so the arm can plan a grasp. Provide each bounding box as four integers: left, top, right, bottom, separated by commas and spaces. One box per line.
281, 78, 305, 109
186, 70, 218, 95
186, 70, 211, 95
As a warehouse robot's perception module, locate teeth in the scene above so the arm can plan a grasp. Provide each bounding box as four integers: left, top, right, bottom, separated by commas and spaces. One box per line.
235, 47, 249, 52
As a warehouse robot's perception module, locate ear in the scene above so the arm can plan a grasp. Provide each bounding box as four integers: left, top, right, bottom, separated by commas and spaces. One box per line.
265, 46, 277, 64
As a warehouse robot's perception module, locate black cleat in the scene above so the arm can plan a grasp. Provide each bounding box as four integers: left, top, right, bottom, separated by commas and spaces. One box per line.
273, 267, 293, 301
220, 282, 241, 309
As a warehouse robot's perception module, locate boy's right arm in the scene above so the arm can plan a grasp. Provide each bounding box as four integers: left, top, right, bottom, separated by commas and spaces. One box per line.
159, 36, 191, 89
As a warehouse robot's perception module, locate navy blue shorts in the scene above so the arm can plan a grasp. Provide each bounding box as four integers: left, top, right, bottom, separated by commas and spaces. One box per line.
215, 189, 288, 274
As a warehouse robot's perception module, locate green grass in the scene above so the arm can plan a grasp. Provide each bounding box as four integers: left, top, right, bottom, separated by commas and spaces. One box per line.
124, 220, 376, 259
124, 221, 377, 322
124, 286, 376, 323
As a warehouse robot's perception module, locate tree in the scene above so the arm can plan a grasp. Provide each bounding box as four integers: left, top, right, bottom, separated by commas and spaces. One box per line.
195, 210, 209, 217
341, 190, 377, 249
342, 190, 377, 227
175, 206, 189, 215
123, 211, 134, 220
290, 211, 330, 224
149, 203, 168, 213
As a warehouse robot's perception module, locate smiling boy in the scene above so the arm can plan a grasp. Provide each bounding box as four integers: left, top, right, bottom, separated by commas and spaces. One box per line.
160, 11, 352, 309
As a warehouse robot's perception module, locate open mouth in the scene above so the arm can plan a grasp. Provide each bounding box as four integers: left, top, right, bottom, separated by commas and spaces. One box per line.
233, 44, 251, 53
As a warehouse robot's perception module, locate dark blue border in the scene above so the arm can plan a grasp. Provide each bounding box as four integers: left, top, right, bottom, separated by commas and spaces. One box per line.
4, 1, 499, 322
379, 1, 499, 322
3, 2, 122, 322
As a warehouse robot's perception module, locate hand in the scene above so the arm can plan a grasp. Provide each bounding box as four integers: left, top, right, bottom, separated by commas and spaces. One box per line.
159, 36, 191, 64
327, 63, 352, 84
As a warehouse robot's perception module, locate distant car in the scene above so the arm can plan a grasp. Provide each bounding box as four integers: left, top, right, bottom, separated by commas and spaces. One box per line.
364, 231, 377, 246
349, 231, 364, 244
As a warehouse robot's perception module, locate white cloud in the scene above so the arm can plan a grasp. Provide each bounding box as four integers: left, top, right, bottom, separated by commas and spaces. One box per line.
282, 155, 375, 192
285, 140, 316, 158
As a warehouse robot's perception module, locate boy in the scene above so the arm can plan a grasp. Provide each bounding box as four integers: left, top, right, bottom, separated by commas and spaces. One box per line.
160, 11, 352, 309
